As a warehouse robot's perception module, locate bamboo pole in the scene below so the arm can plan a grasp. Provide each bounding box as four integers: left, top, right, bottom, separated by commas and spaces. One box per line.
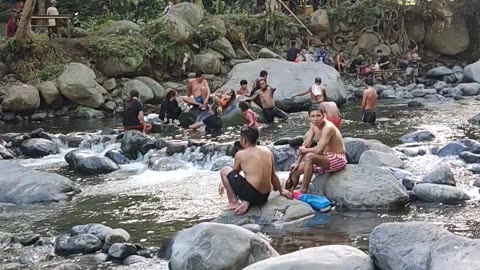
276, 0, 313, 36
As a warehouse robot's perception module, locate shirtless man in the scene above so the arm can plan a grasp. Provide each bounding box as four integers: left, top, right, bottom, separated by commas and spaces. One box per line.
247, 79, 288, 123
335, 50, 347, 73
237, 80, 250, 96
320, 94, 341, 129
286, 105, 347, 193
292, 77, 326, 103
183, 70, 210, 109
362, 78, 378, 125
219, 126, 292, 214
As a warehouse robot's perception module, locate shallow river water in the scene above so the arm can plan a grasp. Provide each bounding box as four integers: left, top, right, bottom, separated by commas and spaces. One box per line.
2, 98, 480, 269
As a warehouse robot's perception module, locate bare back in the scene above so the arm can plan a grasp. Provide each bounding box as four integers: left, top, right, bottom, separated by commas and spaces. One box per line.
362, 87, 378, 111
236, 146, 273, 193
189, 79, 210, 99
313, 121, 346, 154
320, 101, 340, 118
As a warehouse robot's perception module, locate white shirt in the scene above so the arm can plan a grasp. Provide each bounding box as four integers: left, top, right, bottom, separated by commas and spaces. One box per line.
311, 84, 323, 96
46, 6, 59, 26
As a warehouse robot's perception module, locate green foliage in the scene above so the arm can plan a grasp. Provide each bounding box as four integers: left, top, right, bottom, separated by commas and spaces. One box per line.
10, 36, 68, 82
89, 35, 152, 67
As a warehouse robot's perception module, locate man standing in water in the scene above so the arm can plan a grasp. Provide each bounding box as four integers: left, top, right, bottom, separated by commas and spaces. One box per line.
286, 106, 347, 193
320, 92, 341, 129
247, 79, 288, 123
219, 126, 292, 215
183, 70, 210, 109
292, 77, 326, 103
362, 78, 378, 125
123, 90, 146, 132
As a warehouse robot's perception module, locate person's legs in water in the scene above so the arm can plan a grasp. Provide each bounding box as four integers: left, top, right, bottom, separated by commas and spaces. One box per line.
273, 107, 288, 121
362, 110, 376, 125
219, 166, 240, 210
262, 108, 275, 123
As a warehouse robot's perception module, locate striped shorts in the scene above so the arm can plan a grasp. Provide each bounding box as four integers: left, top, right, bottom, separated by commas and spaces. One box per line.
314, 152, 347, 174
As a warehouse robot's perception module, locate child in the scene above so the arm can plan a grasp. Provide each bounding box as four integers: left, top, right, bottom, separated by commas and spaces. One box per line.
239, 101, 259, 127
237, 80, 250, 96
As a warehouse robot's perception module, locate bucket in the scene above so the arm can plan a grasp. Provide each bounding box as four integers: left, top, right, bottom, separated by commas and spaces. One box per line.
304, 5, 314, 15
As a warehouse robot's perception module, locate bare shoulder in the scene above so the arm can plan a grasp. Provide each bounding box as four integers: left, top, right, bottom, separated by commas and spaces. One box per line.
234, 149, 246, 160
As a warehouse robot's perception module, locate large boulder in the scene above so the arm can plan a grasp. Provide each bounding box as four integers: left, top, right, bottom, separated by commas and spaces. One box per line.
57, 63, 106, 108
168, 222, 278, 270
20, 138, 59, 158
0, 161, 80, 204
370, 222, 480, 270
457, 83, 480, 96
221, 59, 346, 105
134, 76, 167, 100
399, 130, 435, 143
344, 137, 395, 164
210, 37, 236, 59
1, 84, 40, 112
421, 165, 456, 186
37, 81, 64, 109
96, 56, 146, 78
309, 9, 329, 36
358, 32, 380, 51
424, 15, 470, 56
65, 149, 120, 175
121, 130, 148, 160
358, 150, 404, 168
310, 165, 409, 209
426, 66, 453, 78
70, 224, 113, 242
123, 80, 154, 103
258, 48, 281, 59
55, 234, 103, 256
163, 3, 204, 43
192, 53, 221, 74
73, 107, 105, 119
103, 20, 141, 35
213, 193, 315, 225
462, 60, 480, 83
244, 245, 374, 270
405, 14, 425, 42
413, 183, 470, 204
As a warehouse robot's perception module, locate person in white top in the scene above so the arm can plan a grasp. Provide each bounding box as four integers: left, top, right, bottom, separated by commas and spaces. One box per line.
46, 0, 59, 39
291, 77, 326, 103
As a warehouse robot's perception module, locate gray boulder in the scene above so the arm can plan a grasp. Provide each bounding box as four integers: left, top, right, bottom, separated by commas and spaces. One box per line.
103, 78, 117, 91
97, 56, 146, 78
73, 106, 105, 119
169, 222, 278, 270
469, 113, 480, 125
0, 160, 79, 204
358, 150, 404, 168
400, 130, 435, 143
57, 63, 106, 108
103, 20, 141, 35
37, 81, 64, 109
413, 183, 469, 204
344, 137, 395, 164
370, 222, 480, 270
210, 156, 233, 171
53, 263, 82, 270
105, 149, 130, 165
357, 32, 380, 51
460, 151, 480, 163
1, 84, 40, 112
424, 15, 470, 56
20, 138, 59, 157
121, 130, 148, 160
123, 255, 147, 265
221, 59, 346, 105
163, 3, 204, 43
435, 141, 469, 157
0, 144, 15, 159
421, 165, 455, 186
192, 53, 221, 74
258, 48, 282, 59
409, 89, 427, 97
244, 245, 374, 270
55, 234, 103, 256
462, 60, 480, 83
426, 66, 453, 77
123, 79, 154, 103
134, 76, 166, 100
457, 83, 480, 96
408, 100, 424, 108
272, 145, 297, 172
379, 89, 397, 99
210, 37, 236, 59
311, 165, 409, 209
213, 193, 315, 225
309, 9, 329, 36
105, 228, 131, 245
108, 243, 137, 259
70, 224, 113, 242
65, 149, 120, 175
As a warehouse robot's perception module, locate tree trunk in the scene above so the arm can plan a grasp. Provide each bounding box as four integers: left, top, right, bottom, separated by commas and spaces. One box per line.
16, 0, 37, 46
37, 0, 45, 26
216, 0, 221, 13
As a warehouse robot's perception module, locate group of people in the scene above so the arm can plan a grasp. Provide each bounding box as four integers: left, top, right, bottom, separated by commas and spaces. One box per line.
6, 0, 60, 39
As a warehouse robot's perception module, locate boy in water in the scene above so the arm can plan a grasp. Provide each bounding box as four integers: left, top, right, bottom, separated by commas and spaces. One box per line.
286, 105, 347, 193
239, 101, 259, 127
237, 80, 250, 96
219, 126, 292, 215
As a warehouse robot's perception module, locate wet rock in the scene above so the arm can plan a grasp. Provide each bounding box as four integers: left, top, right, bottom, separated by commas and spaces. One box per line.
463, 60, 480, 83
105, 149, 130, 165
55, 234, 103, 256
244, 245, 374, 270
150, 156, 189, 171
20, 138, 59, 158
169, 222, 278, 270
400, 130, 435, 143
426, 66, 453, 78
105, 228, 130, 245
73, 106, 105, 119
370, 222, 480, 270
421, 165, 456, 186
469, 164, 480, 174
0, 144, 15, 159
211, 156, 233, 171
121, 130, 148, 160
19, 234, 40, 246
468, 113, 480, 125
435, 141, 469, 157
457, 83, 480, 96
413, 183, 469, 204
474, 178, 480, 188
272, 146, 297, 172
109, 243, 137, 259
407, 100, 424, 108
358, 150, 404, 168
344, 137, 395, 164
100, 127, 117, 135
288, 136, 304, 148
459, 151, 480, 163
386, 167, 418, 190
31, 112, 47, 121
379, 89, 397, 99
273, 138, 290, 146
311, 165, 409, 209
166, 142, 187, 155
0, 161, 79, 204
123, 255, 147, 265
397, 147, 426, 157
53, 263, 82, 270
276, 97, 312, 113
214, 193, 314, 225
70, 224, 113, 242
65, 149, 120, 175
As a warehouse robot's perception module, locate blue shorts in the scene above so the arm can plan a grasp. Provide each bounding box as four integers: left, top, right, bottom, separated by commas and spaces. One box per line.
194, 97, 204, 104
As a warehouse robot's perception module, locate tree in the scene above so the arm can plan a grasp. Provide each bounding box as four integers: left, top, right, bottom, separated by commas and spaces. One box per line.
15, 0, 37, 46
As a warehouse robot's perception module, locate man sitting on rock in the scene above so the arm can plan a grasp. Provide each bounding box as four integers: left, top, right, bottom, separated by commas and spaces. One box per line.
183, 70, 210, 110
246, 79, 288, 123
219, 126, 292, 215
123, 90, 147, 133
286, 105, 347, 193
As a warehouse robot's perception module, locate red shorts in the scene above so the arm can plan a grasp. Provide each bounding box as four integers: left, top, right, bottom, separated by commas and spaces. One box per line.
314, 152, 347, 174
327, 116, 341, 129
124, 123, 152, 133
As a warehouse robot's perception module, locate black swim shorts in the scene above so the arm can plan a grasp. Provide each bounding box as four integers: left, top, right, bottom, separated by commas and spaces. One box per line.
227, 170, 269, 206
262, 107, 288, 123
362, 110, 376, 125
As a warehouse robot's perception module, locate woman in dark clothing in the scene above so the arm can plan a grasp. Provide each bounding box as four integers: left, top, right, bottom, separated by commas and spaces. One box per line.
159, 90, 181, 124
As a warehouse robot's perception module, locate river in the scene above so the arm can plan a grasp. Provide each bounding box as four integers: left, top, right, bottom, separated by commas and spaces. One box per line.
1, 98, 480, 269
